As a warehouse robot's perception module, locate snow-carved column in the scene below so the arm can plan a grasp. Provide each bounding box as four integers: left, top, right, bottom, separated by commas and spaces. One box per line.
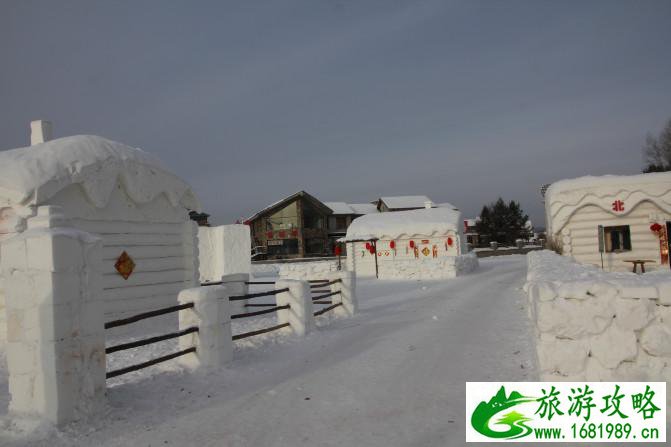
561, 228, 572, 256
178, 285, 232, 369
328, 270, 357, 317
275, 279, 314, 336
1, 205, 105, 425
220, 273, 249, 315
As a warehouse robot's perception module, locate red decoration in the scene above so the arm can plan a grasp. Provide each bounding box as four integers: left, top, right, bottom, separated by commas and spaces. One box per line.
266, 231, 273, 239
334, 246, 342, 256
612, 200, 625, 212
291, 228, 298, 236
651, 223, 662, 233
447, 237, 453, 246
389, 240, 396, 249
365, 242, 371, 250
369, 246, 376, 254
278, 230, 286, 238
114, 251, 136, 280
409, 240, 415, 248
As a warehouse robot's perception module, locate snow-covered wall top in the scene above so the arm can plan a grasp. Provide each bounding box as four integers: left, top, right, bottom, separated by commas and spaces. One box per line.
0, 135, 199, 210
545, 172, 671, 235
344, 206, 462, 241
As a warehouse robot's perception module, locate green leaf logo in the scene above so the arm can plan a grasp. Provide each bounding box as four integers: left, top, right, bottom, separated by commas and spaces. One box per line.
471, 386, 537, 440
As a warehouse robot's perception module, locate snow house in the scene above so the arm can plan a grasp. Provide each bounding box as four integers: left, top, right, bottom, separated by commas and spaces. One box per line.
0, 131, 201, 349
342, 204, 478, 279
545, 172, 671, 272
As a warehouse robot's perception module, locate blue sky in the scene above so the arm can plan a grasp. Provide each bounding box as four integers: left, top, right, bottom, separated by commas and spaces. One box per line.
2, 0, 671, 226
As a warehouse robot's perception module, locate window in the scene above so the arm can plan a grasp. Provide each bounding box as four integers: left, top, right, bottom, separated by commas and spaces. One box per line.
305, 238, 325, 255
266, 238, 298, 256
604, 225, 631, 252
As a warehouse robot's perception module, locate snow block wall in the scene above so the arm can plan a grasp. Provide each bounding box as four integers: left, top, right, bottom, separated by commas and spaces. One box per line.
525, 251, 671, 398
198, 224, 251, 283
278, 260, 340, 280
376, 252, 478, 279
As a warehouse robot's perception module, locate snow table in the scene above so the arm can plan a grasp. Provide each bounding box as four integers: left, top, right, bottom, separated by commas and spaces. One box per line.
623, 259, 655, 273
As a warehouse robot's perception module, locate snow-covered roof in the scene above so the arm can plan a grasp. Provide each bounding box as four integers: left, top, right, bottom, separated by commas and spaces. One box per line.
0, 135, 199, 210
378, 195, 434, 209
246, 190, 332, 223
545, 172, 671, 234
323, 202, 378, 215
348, 203, 378, 214
344, 206, 462, 241
435, 202, 458, 210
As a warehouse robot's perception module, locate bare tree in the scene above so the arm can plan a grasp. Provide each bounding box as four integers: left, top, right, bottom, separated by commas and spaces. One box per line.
643, 118, 671, 172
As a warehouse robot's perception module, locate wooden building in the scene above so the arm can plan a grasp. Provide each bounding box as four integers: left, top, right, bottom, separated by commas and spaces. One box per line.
246, 191, 333, 260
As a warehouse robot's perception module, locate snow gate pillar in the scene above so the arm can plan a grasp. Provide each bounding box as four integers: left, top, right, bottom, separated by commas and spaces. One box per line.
329, 270, 357, 317
178, 285, 232, 369
220, 273, 249, 315
1, 205, 105, 425
275, 279, 314, 336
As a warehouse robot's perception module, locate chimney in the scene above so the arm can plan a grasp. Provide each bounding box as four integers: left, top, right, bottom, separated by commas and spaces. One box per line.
30, 120, 53, 145
424, 200, 433, 209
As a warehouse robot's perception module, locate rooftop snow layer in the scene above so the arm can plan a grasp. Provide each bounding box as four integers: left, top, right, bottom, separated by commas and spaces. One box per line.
344, 206, 461, 241
323, 202, 378, 215
378, 195, 434, 209
0, 135, 199, 210
545, 172, 671, 234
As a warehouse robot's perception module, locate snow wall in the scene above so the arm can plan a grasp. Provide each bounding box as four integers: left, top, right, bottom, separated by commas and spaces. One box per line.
525, 251, 671, 407
278, 259, 340, 280
198, 224, 251, 283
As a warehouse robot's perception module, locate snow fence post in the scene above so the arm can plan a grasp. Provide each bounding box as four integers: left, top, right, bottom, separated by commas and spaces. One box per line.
0, 205, 105, 425
329, 270, 357, 317
178, 285, 232, 369
275, 279, 314, 336
220, 273, 249, 316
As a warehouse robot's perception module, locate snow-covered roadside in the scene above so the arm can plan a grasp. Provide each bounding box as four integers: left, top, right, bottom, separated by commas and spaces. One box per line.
1, 256, 539, 447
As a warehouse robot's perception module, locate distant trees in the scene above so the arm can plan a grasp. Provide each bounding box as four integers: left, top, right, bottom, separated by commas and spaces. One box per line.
476, 198, 530, 245
642, 118, 671, 173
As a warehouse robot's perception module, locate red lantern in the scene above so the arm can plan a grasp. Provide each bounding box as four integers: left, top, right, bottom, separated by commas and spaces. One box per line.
334, 246, 342, 256
365, 242, 371, 250
409, 240, 415, 248
369, 246, 375, 254
651, 223, 662, 233
390, 240, 396, 249
447, 237, 453, 246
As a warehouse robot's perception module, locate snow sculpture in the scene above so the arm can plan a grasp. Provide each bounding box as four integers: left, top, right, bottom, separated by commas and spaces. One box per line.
343, 206, 478, 279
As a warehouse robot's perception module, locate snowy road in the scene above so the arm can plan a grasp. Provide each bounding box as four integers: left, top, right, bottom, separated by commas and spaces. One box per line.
5, 255, 538, 446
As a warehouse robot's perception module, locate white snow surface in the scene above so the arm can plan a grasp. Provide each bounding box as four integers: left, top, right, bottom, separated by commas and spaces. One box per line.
344, 206, 462, 241
379, 195, 434, 209
0, 256, 544, 447
322, 202, 378, 215
0, 135, 199, 209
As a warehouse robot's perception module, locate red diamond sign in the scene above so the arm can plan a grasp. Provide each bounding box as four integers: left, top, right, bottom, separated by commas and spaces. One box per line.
114, 251, 135, 280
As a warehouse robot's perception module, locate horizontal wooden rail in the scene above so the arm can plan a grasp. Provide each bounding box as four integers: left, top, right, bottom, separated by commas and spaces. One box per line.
106, 347, 196, 379
310, 289, 331, 294
308, 279, 329, 283
105, 302, 194, 329
245, 281, 276, 285
229, 288, 289, 301
232, 322, 291, 340
231, 305, 290, 319
106, 326, 199, 354
200, 281, 222, 287
244, 303, 277, 308
314, 302, 342, 317
312, 290, 340, 301
312, 278, 342, 288
312, 300, 332, 305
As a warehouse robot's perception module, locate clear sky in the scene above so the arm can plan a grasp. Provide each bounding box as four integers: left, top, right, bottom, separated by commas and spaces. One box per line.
2, 0, 671, 227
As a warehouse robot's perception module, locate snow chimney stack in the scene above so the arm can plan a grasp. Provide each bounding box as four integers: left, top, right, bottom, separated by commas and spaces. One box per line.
30, 120, 53, 145
424, 200, 433, 209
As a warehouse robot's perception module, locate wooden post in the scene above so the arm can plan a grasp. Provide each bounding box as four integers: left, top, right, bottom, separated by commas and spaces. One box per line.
373, 239, 379, 278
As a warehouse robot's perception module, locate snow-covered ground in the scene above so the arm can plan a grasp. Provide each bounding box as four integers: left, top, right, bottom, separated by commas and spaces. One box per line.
0, 255, 639, 446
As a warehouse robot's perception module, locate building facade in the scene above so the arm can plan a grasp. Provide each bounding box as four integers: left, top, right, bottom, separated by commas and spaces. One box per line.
545, 172, 671, 271
246, 191, 332, 260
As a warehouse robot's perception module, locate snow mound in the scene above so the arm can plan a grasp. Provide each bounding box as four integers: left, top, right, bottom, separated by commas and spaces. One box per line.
344, 206, 461, 241
0, 135, 199, 210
